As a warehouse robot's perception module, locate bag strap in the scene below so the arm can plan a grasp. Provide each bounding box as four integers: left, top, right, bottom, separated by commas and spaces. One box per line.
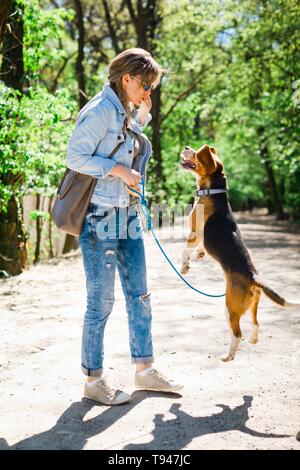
103, 117, 128, 160
63, 117, 127, 184
57, 168, 71, 196
57, 169, 78, 199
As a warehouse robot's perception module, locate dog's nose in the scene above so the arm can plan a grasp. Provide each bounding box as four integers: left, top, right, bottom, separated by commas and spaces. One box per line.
185, 146, 189, 150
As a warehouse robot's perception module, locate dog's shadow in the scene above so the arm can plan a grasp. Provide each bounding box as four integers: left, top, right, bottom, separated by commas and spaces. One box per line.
124, 395, 290, 450
0, 394, 290, 450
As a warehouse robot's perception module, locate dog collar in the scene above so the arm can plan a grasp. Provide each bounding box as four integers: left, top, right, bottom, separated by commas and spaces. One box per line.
196, 188, 227, 197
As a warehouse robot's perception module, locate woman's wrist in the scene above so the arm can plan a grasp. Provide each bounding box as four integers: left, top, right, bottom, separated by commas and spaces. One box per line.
108, 163, 125, 178
108, 164, 141, 186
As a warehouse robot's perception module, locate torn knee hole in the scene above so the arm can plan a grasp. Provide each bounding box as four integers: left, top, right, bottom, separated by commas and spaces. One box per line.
139, 293, 151, 305
105, 250, 115, 269
105, 250, 115, 256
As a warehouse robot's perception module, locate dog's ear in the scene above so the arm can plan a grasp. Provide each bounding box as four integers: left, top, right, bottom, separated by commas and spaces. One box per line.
195, 144, 218, 174
210, 146, 217, 155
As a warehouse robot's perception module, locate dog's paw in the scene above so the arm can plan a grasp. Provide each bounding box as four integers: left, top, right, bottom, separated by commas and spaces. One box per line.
220, 353, 235, 362
248, 337, 258, 344
180, 263, 190, 275
196, 249, 205, 260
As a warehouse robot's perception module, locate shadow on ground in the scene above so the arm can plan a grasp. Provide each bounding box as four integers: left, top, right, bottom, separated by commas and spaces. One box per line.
0, 394, 289, 450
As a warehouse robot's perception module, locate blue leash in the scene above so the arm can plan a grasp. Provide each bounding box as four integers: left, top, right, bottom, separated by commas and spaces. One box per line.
127, 178, 225, 298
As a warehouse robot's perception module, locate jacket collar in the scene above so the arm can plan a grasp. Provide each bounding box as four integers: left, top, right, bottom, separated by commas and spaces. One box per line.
102, 83, 126, 115
101, 83, 144, 136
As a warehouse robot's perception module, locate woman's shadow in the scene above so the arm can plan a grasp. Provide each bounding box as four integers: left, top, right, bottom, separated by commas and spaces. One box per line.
0, 394, 289, 450
0, 392, 179, 450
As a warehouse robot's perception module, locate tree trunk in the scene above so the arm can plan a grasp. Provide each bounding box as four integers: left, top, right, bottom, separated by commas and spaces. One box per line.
126, 0, 163, 196
48, 195, 54, 259
73, 0, 87, 110
0, 0, 11, 45
0, 198, 28, 276
102, 0, 120, 54
34, 194, 42, 264
64, 0, 87, 253
248, 65, 285, 221
0, 0, 28, 275
0, 0, 24, 91
150, 86, 163, 196
258, 128, 285, 220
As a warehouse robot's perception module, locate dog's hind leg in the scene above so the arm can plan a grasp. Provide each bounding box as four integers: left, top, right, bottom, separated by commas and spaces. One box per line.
220, 311, 242, 362
221, 279, 254, 361
248, 290, 261, 344
224, 305, 230, 326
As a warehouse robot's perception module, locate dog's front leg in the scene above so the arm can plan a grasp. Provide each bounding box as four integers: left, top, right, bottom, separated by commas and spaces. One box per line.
181, 203, 204, 274
181, 241, 193, 274
181, 231, 202, 274
195, 245, 205, 260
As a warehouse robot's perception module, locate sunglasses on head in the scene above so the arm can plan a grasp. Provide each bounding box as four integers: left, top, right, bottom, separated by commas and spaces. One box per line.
130, 75, 154, 91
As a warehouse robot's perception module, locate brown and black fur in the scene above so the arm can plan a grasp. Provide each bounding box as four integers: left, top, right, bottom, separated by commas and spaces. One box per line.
180, 144, 298, 361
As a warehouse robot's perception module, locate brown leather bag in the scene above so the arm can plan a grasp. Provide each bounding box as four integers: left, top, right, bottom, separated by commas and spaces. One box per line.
51, 133, 126, 236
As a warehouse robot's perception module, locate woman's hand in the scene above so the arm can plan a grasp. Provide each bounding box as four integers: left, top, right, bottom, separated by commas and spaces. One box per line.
121, 168, 142, 186
136, 96, 152, 125
109, 164, 142, 186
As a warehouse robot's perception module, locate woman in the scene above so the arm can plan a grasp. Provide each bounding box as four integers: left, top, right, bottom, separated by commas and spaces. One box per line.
66, 48, 183, 405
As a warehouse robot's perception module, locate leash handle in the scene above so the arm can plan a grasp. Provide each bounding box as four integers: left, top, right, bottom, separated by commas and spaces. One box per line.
126, 179, 225, 298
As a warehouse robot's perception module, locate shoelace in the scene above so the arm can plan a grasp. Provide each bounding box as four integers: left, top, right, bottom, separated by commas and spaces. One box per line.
94, 376, 118, 398
150, 369, 171, 385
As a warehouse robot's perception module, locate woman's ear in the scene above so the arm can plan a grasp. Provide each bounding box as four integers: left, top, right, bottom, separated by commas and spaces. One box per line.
121, 73, 131, 88
195, 144, 217, 174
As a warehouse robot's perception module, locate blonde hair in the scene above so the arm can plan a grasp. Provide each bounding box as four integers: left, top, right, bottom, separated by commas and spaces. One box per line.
108, 48, 164, 119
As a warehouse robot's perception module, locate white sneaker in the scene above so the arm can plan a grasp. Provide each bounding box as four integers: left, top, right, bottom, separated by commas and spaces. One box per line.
84, 376, 131, 405
134, 368, 183, 393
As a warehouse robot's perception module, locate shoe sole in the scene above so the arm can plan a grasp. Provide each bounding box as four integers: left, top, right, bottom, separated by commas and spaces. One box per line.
134, 385, 184, 393
83, 394, 131, 405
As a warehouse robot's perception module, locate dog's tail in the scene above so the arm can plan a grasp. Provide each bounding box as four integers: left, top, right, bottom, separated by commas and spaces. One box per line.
254, 279, 300, 308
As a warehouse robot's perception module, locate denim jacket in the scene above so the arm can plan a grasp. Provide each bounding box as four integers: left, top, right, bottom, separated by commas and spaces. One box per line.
66, 83, 152, 207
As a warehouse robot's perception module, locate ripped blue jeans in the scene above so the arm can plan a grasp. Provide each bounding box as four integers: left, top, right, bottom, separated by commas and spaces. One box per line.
79, 202, 153, 377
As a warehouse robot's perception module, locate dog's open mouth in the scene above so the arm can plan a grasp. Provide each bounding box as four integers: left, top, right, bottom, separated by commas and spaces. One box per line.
180, 158, 196, 170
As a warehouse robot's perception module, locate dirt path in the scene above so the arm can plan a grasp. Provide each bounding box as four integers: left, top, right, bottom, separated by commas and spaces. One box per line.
0, 211, 299, 450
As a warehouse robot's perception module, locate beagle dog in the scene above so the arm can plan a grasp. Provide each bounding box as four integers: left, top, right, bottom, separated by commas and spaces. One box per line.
180, 144, 298, 361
